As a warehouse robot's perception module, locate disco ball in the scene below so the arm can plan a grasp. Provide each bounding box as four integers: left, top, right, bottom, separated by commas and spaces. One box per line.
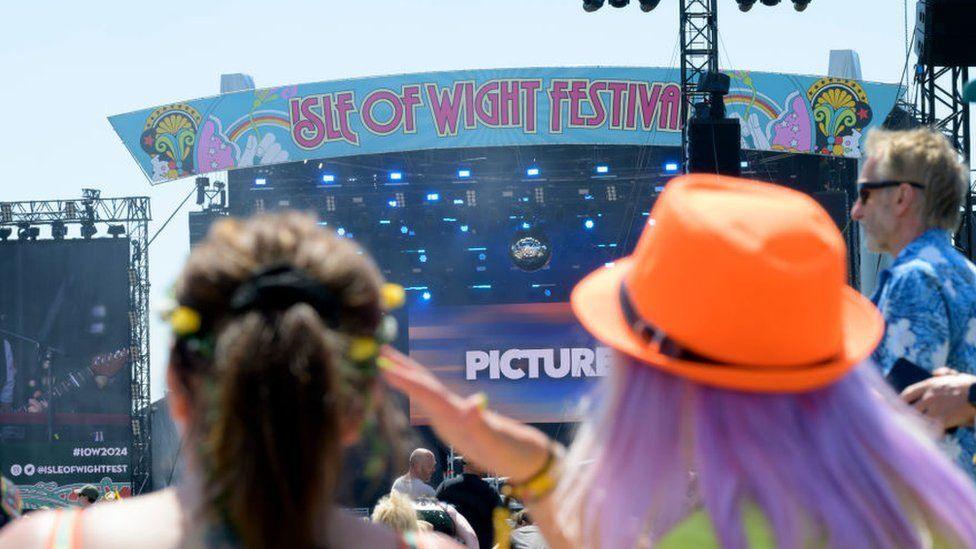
509, 229, 552, 272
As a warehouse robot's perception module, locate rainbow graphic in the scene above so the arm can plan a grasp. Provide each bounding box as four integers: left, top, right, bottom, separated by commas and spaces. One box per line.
226, 110, 292, 143
725, 92, 782, 120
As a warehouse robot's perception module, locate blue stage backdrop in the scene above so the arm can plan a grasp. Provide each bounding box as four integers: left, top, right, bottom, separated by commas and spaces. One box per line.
408, 302, 609, 424
109, 67, 901, 184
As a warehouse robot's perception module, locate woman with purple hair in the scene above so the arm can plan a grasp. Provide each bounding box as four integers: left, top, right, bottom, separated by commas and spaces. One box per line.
381, 175, 976, 548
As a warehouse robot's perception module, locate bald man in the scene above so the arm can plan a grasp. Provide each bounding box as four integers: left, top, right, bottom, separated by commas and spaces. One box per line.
391, 448, 437, 500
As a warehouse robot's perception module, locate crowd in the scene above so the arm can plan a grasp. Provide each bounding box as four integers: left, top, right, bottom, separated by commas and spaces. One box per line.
1, 124, 976, 547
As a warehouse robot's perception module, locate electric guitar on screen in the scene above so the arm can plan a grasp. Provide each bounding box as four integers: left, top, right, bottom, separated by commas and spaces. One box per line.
15, 349, 130, 413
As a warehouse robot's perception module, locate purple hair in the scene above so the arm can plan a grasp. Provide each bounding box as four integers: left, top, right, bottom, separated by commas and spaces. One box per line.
555, 353, 976, 548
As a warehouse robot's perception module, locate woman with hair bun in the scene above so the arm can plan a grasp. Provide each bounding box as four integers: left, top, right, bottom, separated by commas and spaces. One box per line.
0, 213, 458, 548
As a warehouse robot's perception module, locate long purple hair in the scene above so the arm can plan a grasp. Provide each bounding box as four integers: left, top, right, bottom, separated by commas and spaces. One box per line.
555, 353, 976, 548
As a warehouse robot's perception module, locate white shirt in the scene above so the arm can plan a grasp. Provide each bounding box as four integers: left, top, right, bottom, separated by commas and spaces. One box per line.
391, 474, 436, 500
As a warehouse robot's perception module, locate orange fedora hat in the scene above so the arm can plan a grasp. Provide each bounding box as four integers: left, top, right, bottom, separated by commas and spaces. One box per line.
571, 174, 883, 393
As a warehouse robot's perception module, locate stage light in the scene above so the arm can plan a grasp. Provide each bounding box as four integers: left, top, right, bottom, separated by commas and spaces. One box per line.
478, 253, 486, 261
17, 223, 39, 241
389, 171, 403, 181
0, 204, 11, 223
0, 228, 10, 241
254, 178, 267, 186
322, 174, 336, 183
595, 165, 609, 174
422, 291, 432, 301
460, 225, 469, 232
82, 188, 101, 200
458, 169, 471, 178
584, 218, 595, 230
740, 161, 749, 168
108, 225, 125, 238
81, 223, 97, 239
736, 0, 756, 10
583, 0, 605, 11
51, 221, 67, 240
337, 227, 346, 236
400, 225, 409, 234
195, 177, 209, 206
426, 193, 440, 202
521, 222, 531, 230
419, 254, 428, 263
544, 289, 552, 297
388, 199, 398, 208
608, 0, 629, 6
526, 167, 540, 177
791, 0, 810, 10
664, 162, 680, 172
638, 0, 661, 11
453, 199, 464, 205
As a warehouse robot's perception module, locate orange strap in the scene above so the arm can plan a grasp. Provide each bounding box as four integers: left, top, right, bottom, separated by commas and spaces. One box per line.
46, 508, 84, 549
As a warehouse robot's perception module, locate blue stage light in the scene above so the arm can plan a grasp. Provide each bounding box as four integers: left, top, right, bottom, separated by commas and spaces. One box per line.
458, 169, 471, 178
389, 171, 403, 181
254, 178, 267, 186
584, 219, 595, 230
740, 161, 749, 168
427, 193, 440, 201
521, 222, 530, 229
478, 253, 486, 261
337, 227, 346, 236
453, 199, 464, 205
596, 165, 609, 174
387, 199, 397, 208
664, 162, 679, 172
460, 225, 469, 232
322, 174, 335, 183
544, 289, 552, 297
422, 291, 431, 301
400, 225, 409, 234
419, 254, 427, 263
526, 167, 540, 177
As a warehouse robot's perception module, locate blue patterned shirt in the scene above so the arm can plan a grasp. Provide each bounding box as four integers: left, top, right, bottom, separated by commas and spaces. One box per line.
871, 229, 976, 478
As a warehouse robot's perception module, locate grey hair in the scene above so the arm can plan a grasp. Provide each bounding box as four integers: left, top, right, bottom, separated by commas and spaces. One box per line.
865, 127, 969, 231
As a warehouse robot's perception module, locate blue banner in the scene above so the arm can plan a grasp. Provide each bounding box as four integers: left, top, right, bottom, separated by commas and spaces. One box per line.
408, 302, 606, 424
108, 67, 902, 184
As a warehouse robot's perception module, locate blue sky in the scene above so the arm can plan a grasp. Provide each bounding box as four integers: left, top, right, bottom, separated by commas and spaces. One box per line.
0, 0, 917, 399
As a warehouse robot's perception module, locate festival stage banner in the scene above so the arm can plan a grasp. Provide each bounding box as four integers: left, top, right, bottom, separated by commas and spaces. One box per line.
109, 67, 902, 185
407, 302, 607, 424
1, 443, 131, 509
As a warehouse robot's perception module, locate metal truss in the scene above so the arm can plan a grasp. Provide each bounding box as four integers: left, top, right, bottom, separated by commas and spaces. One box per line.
915, 64, 974, 258
0, 193, 153, 494
679, 0, 718, 169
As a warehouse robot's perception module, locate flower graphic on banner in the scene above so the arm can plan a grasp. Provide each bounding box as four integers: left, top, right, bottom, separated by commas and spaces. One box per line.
140, 104, 202, 182
807, 77, 872, 157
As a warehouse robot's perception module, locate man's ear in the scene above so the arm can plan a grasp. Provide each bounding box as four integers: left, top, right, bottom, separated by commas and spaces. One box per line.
893, 183, 918, 217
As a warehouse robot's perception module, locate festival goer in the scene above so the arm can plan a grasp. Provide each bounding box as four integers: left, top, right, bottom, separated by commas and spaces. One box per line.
381, 175, 976, 547
73, 485, 99, 508
436, 458, 500, 549
372, 491, 421, 533
850, 127, 976, 474
392, 448, 437, 500
0, 213, 458, 548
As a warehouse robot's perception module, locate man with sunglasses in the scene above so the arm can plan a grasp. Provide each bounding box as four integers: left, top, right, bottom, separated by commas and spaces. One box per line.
851, 127, 976, 477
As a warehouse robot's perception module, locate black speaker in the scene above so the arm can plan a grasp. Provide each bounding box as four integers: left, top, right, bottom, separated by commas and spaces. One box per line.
688, 118, 741, 176
915, 0, 976, 66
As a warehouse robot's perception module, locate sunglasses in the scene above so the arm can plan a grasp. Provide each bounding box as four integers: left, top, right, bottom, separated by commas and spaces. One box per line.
857, 181, 925, 205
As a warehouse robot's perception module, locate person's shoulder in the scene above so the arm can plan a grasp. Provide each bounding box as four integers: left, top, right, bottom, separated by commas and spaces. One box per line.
0, 508, 59, 547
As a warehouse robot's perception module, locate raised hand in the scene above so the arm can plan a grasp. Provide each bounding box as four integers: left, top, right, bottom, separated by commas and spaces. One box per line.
379, 346, 551, 483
